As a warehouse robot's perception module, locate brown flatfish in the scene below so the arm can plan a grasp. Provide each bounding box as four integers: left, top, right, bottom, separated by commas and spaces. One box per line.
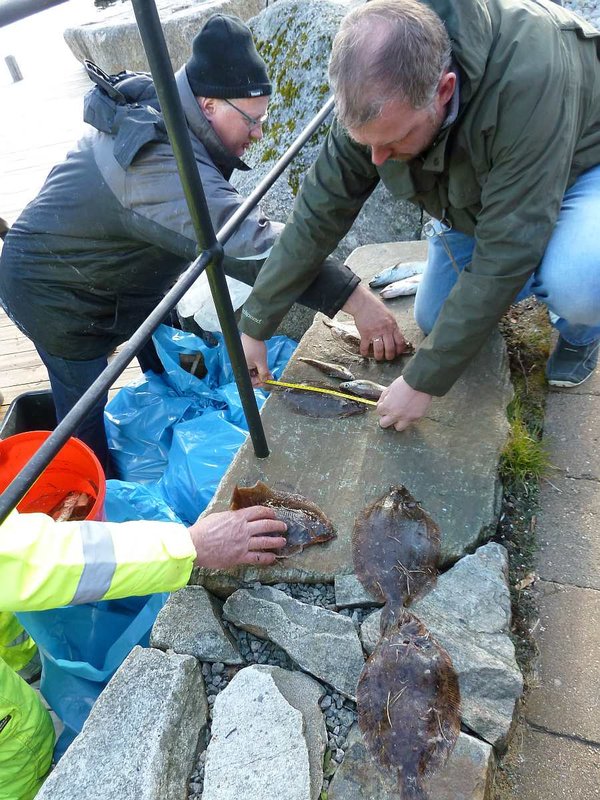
352, 487, 440, 629
230, 481, 336, 556
280, 388, 367, 418
357, 611, 461, 800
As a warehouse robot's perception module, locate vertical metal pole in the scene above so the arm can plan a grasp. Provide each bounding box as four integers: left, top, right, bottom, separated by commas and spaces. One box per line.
130, 0, 269, 458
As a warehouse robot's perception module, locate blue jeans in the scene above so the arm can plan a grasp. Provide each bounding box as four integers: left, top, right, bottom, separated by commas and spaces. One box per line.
35, 345, 111, 472
414, 164, 600, 347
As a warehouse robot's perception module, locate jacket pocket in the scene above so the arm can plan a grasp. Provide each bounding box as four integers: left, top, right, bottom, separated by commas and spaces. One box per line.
448, 169, 481, 209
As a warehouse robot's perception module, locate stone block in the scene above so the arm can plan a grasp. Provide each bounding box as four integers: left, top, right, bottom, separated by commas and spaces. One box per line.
150, 585, 243, 663
36, 646, 208, 800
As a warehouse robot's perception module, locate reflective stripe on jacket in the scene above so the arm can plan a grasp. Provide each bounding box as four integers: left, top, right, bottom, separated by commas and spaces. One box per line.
0, 511, 195, 613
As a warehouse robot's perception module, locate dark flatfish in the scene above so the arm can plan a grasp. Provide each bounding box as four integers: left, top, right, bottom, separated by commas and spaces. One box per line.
352, 487, 440, 621
357, 611, 461, 800
280, 388, 367, 418
230, 481, 336, 556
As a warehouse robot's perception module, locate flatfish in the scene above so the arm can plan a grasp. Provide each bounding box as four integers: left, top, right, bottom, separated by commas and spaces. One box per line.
339, 379, 387, 401
230, 481, 336, 556
280, 388, 368, 418
357, 611, 461, 800
369, 261, 426, 288
352, 486, 440, 627
297, 357, 355, 381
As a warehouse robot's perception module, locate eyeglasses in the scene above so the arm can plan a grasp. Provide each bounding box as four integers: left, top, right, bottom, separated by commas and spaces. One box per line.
222, 98, 269, 130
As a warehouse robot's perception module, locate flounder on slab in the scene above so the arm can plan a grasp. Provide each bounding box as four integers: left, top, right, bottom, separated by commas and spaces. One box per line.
230, 481, 336, 556
280, 388, 368, 418
352, 486, 440, 628
357, 610, 461, 800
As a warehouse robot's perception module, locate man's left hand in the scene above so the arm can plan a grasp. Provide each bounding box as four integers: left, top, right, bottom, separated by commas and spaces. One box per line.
377, 376, 432, 431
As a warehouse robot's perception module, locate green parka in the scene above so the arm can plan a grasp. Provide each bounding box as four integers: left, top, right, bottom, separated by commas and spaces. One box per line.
239, 0, 600, 395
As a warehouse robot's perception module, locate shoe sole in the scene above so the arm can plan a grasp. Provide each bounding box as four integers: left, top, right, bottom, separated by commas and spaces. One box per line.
547, 371, 596, 388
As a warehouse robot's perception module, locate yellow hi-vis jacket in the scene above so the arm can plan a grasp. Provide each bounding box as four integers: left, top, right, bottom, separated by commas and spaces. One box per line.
0, 510, 195, 800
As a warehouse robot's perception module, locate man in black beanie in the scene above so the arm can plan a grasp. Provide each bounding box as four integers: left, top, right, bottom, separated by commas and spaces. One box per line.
0, 14, 361, 472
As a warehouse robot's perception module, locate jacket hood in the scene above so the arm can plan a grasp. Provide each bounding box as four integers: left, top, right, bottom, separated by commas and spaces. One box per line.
83, 63, 249, 175
425, 0, 493, 107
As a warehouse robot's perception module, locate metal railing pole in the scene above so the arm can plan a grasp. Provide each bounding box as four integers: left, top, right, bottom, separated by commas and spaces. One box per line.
130, 0, 269, 459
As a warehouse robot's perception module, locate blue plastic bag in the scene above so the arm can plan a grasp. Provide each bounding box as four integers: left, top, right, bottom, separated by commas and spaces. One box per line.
16, 481, 178, 758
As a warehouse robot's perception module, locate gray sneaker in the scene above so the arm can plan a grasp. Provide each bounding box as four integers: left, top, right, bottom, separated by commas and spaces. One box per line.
546, 337, 599, 387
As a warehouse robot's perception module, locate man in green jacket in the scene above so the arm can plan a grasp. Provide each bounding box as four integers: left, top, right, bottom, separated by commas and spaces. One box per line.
240, 0, 600, 430
0, 506, 285, 799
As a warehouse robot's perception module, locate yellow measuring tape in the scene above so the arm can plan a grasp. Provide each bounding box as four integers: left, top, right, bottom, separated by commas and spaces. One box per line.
263, 379, 377, 407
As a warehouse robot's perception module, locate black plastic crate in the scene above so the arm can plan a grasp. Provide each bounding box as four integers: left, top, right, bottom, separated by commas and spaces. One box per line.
0, 390, 57, 439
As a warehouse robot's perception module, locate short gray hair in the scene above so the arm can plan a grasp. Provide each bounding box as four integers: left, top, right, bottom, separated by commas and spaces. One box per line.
329, 0, 452, 129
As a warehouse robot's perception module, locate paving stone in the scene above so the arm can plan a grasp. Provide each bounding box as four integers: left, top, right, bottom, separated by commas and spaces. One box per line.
150, 585, 243, 664
223, 585, 365, 698
197, 241, 511, 595
202, 665, 326, 800
526, 580, 600, 742
328, 725, 495, 800
361, 544, 523, 749
534, 475, 600, 590
542, 393, 600, 479
36, 647, 208, 800
508, 724, 600, 800
334, 574, 384, 609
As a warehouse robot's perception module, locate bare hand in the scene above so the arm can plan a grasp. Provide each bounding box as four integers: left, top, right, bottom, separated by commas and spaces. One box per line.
377, 376, 432, 431
189, 506, 287, 569
342, 284, 407, 360
241, 333, 272, 387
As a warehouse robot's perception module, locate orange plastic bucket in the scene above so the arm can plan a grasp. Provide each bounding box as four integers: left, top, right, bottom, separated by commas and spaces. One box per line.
0, 431, 106, 521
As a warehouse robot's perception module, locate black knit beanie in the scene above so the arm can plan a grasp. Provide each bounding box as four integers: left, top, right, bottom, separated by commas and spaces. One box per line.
185, 14, 271, 99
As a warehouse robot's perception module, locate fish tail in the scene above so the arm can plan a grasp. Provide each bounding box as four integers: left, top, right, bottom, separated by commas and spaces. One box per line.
399, 775, 428, 800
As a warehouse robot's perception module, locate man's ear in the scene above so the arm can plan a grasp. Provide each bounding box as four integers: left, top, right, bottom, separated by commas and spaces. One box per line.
199, 96, 217, 119
437, 72, 456, 105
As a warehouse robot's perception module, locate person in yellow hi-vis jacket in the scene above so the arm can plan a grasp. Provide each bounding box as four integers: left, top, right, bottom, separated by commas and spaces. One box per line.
0, 506, 286, 800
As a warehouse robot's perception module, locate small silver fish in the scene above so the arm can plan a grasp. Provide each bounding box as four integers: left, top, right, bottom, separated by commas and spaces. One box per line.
339, 379, 387, 401
369, 261, 426, 288
298, 357, 355, 381
380, 273, 423, 299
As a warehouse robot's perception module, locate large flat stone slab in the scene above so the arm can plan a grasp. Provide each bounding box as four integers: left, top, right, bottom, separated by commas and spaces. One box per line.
64, 0, 266, 75
328, 725, 495, 800
202, 665, 326, 800
526, 580, 600, 743
543, 393, 600, 479
198, 241, 511, 592
535, 474, 600, 590
37, 646, 208, 800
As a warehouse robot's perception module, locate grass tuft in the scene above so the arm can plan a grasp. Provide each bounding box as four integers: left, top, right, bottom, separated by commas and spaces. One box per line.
500, 396, 551, 489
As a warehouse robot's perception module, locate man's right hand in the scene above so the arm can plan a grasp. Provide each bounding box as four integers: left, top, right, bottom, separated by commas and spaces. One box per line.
342, 283, 407, 360
188, 506, 287, 569
241, 333, 272, 387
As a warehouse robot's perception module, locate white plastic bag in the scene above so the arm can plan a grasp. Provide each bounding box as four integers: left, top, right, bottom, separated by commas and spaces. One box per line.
177, 272, 252, 332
